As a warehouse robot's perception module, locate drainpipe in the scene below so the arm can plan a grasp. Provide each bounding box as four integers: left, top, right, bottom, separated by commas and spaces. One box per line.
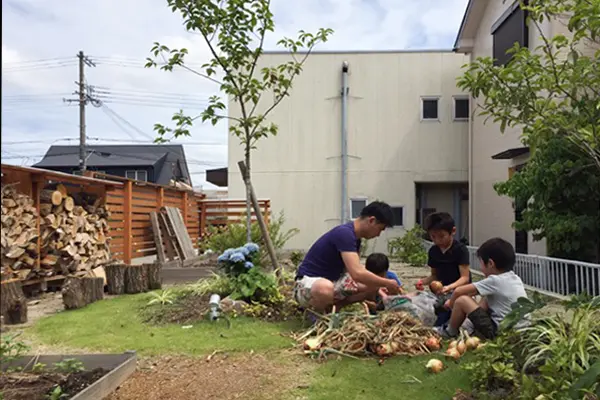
341, 61, 349, 223
467, 52, 474, 243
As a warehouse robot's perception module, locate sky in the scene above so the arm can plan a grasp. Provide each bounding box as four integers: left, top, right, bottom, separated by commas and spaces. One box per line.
1, 0, 469, 190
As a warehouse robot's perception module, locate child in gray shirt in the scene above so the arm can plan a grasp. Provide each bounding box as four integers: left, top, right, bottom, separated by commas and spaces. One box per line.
435, 237, 527, 339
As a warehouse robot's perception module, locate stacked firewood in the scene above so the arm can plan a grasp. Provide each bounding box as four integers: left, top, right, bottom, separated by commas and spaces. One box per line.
1, 183, 112, 281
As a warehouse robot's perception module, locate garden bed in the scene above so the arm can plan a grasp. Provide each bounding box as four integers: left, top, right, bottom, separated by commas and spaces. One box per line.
0, 352, 136, 400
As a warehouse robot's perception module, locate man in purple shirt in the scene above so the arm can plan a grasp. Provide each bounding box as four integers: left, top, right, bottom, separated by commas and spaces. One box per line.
293, 201, 402, 312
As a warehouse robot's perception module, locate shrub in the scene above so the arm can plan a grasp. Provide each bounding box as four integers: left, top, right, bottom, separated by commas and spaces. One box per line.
290, 250, 305, 267
189, 273, 235, 297
201, 211, 299, 263
387, 226, 427, 266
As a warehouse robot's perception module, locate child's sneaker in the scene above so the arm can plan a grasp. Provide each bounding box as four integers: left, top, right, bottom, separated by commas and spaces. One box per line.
434, 324, 458, 339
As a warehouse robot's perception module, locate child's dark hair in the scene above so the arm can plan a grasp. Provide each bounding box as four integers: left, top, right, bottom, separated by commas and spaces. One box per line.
424, 212, 455, 233
365, 253, 390, 275
360, 201, 394, 227
477, 238, 516, 271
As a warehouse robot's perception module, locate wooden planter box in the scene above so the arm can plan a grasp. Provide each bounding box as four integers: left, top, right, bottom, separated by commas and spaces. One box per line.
160, 267, 215, 284
1, 351, 137, 400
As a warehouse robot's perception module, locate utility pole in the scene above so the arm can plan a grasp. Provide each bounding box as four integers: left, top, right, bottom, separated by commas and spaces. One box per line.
64, 51, 95, 173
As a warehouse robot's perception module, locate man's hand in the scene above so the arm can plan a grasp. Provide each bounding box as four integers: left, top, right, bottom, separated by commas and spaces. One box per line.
385, 279, 401, 295
415, 280, 425, 291
441, 285, 452, 294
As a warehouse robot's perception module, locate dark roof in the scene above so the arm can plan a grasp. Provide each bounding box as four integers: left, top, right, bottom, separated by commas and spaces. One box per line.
33, 144, 191, 185
206, 167, 227, 187
491, 147, 530, 160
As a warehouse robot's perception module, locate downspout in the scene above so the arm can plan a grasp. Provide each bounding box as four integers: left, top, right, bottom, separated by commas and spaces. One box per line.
341, 61, 349, 223
467, 52, 474, 244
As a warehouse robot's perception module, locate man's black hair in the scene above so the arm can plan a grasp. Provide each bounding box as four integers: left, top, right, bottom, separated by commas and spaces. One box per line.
365, 253, 390, 275
359, 201, 394, 227
423, 212, 455, 233
477, 237, 516, 271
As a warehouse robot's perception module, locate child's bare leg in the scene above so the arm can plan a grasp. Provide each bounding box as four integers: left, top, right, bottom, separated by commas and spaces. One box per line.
448, 295, 479, 330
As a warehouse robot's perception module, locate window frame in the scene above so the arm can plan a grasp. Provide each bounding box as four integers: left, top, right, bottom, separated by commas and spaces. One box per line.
453, 95, 470, 121
125, 170, 148, 182
350, 197, 368, 219
491, 0, 529, 67
420, 96, 441, 122
390, 205, 405, 228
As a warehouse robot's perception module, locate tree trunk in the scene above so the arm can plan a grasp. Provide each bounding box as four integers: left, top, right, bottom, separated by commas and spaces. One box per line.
237, 161, 279, 272
0, 280, 28, 324
62, 276, 104, 310
104, 264, 127, 295
244, 145, 252, 243
145, 262, 162, 290
125, 265, 148, 294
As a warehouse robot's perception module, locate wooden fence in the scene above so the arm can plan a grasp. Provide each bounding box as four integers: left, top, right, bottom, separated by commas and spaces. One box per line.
1, 165, 271, 271
85, 173, 270, 264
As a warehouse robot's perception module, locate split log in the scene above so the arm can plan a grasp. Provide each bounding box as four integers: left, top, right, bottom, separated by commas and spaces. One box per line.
40, 190, 63, 206
0, 280, 28, 324
104, 264, 126, 294
145, 263, 162, 290
63, 196, 75, 212
124, 265, 147, 294
62, 276, 104, 310
56, 184, 68, 199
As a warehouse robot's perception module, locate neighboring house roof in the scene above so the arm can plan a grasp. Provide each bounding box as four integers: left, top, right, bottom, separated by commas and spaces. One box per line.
453, 0, 490, 53
206, 167, 228, 187
33, 144, 192, 185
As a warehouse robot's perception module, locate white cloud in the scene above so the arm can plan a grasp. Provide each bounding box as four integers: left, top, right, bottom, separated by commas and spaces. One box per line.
1, 0, 469, 189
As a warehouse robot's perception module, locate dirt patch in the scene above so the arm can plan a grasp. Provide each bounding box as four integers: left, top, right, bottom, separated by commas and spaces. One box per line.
141, 293, 211, 325
0, 368, 107, 400
389, 262, 429, 289
107, 353, 309, 400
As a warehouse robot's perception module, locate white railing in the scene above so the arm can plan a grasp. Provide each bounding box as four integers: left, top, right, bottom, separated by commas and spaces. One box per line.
423, 241, 600, 298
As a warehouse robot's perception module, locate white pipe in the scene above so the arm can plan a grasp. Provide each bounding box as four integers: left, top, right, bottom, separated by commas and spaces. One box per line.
341, 61, 349, 223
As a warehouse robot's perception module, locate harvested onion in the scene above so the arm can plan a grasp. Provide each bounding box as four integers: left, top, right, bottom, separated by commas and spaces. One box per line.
445, 348, 461, 360
466, 337, 481, 350
425, 336, 441, 351
456, 341, 467, 354
426, 358, 444, 373
429, 281, 443, 295
448, 340, 458, 349
375, 343, 394, 356
304, 338, 322, 351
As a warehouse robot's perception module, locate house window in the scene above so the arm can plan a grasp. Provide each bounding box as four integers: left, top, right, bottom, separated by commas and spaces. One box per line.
421, 97, 439, 121
492, 1, 529, 66
453, 97, 469, 120
391, 206, 404, 227
125, 170, 148, 181
350, 198, 367, 219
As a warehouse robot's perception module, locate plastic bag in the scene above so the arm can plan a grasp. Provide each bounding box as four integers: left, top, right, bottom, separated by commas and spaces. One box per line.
382, 292, 439, 326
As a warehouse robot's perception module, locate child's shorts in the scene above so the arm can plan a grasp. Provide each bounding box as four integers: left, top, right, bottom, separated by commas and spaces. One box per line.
293, 273, 359, 308
464, 307, 498, 339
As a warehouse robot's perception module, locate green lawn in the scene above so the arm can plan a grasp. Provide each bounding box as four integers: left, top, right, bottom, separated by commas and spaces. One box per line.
30, 293, 302, 356
27, 292, 472, 399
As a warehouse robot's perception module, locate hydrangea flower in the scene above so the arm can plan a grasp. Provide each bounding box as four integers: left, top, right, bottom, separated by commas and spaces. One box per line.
229, 252, 245, 263
244, 242, 260, 253
217, 254, 228, 263
244, 261, 254, 269
235, 246, 250, 256
222, 248, 235, 258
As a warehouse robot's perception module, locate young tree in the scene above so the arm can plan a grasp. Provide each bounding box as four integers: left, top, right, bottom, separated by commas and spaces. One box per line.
146, 0, 333, 268
457, 0, 600, 261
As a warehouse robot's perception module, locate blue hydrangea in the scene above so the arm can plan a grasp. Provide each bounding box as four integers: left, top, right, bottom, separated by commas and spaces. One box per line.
222, 248, 235, 258
235, 246, 250, 256
217, 254, 228, 263
229, 252, 245, 263
244, 261, 254, 269
244, 242, 260, 253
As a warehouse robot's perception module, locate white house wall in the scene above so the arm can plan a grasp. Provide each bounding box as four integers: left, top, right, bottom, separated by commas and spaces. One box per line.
228, 51, 470, 250
469, 1, 550, 254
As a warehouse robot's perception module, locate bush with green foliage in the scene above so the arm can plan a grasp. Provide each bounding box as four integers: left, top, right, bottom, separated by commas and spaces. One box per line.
200, 211, 299, 264
464, 294, 600, 399
0, 333, 29, 370
387, 226, 428, 266
290, 250, 305, 267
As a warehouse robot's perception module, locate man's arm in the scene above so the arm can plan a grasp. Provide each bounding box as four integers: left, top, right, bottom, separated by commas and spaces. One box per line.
442, 264, 470, 293
341, 252, 399, 290
421, 268, 437, 285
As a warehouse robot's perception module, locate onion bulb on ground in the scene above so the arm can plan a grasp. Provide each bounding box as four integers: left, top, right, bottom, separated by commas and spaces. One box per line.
429, 281, 443, 294
448, 340, 458, 349
375, 343, 394, 357
425, 336, 441, 351
466, 337, 481, 350
304, 338, 322, 351
426, 359, 444, 373
445, 348, 461, 360
456, 341, 467, 354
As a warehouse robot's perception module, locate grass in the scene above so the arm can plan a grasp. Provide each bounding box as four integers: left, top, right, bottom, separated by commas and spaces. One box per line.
297, 355, 472, 400
29, 293, 302, 356
27, 291, 473, 398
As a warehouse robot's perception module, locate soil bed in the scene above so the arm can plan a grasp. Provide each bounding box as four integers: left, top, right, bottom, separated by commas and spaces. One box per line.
0, 368, 107, 400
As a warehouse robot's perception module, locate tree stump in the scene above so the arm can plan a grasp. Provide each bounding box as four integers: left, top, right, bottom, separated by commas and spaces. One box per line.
104, 264, 127, 295
125, 266, 147, 294
145, 263, 162, 290
62, 276, 104, 310
0, 280, 28, 324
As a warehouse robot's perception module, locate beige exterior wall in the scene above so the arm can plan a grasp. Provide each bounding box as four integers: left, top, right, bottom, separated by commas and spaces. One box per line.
466, 1, 557, 255
228, 51, 470, 250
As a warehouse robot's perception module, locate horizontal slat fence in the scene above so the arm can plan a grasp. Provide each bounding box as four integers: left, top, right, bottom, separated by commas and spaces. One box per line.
87, 173, 270, 264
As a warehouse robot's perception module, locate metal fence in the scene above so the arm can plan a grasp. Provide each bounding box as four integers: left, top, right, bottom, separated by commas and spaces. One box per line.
423, 241, 600, 298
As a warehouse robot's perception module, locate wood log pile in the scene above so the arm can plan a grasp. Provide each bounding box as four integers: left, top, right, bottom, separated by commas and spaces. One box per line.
104, 263, 161, 295
1, 183, 112, 281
